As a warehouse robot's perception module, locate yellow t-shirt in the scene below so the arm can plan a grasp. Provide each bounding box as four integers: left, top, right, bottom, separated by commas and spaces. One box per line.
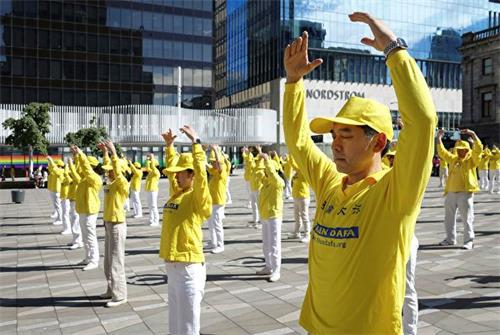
67, 160, 81, 201
60, 166, 72, 200
208, 161, 229, 205
145, 159, 160, 192
284, 50, 437, 334
164, 146, 180, 196
489, 149, 500, 170
75, 152, 103, 215
129, 162, 143, 192
478, 149, 490, 170
291, 170, 310, 199
242, 151, 253, 181
103, 155, 129, 222
47, 160, 64, 193
159, 144, 212, 263
258, 160, 285, 220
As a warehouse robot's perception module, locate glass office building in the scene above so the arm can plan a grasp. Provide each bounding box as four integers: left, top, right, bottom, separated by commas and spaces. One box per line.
215, 0, 500, 134
0, 0, 213, 107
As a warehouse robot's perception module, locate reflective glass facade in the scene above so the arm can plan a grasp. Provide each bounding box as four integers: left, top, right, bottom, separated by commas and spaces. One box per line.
0, 0, 213, 107
215, 0, 499, 102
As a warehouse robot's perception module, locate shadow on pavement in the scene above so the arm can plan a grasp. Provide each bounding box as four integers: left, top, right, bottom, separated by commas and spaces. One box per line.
1, 296, 105, 308
419, 296, 500, 310
206, 273, 267, 281
0, 264, 82, 272
418, 244, 463, 250
128, 274, 167, 286
0, 245, 71, 251
445, 274, 500, 285
475, 230, 500, 236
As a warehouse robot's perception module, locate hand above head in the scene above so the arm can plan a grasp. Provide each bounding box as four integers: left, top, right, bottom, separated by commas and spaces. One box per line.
260, 153, 269, 160
104, 140, 116, 155
97, 142, 107, 152
284, 31, 323, 83
180, 125, 199, 143
161, 128, 177, 146
437, 128, 445, 139
255, 145, 262, 154
209, 144, 219, 151
348, 12, 397, 53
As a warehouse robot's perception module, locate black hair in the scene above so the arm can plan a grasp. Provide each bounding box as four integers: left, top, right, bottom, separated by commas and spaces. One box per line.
360, 125, 391, 157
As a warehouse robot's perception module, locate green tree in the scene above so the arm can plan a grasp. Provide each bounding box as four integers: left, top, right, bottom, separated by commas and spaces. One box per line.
64, 117, 122, 157
2, 103, 52, 177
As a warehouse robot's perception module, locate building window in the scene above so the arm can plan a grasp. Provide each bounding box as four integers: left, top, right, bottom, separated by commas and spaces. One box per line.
483, 58, 492, 75
482, 92, 492, 118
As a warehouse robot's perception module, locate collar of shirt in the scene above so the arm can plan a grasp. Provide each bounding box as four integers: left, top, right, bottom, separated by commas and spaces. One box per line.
340, 169, 388, 199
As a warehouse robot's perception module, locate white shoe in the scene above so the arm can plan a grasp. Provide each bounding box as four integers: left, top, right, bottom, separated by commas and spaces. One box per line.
300, 236, 310, 244
226, 200, 232, 205
60, 230, 72, 235
246, 222, 256, 228
133, 215, 143, 219
70, 243, 83, 250
204, 243, 215, 250
254, 224, 262, 229
105, 299, 127, 308
149, 222, 159, 226
256, 267, 272, 275
438, 239, 456, 246
269, 273, 281, 282
50, 213, 58, 219
76, 259, 89, 266
211, 246, 224, 254
290, 232, 301, 239
53, 221, 62, 225
82, 263, 98, 271
463, 240, 474, 250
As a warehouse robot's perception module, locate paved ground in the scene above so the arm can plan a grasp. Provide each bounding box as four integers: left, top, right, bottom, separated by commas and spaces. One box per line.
1, 170, 499, 335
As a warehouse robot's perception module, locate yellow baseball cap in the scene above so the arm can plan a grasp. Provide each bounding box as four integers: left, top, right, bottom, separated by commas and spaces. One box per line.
55, 159, 65, 167
309, 96, 394, 141
133, 162, 141, 168
87, 156, 99, 167
164, 153, 194, 173
454, 140, 470, 150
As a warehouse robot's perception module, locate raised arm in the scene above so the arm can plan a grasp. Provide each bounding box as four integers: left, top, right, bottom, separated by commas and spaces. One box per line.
461, 129, 483, 167
283, 31, 341, 196
436, 129, 455, 164
349, 12, 437, 212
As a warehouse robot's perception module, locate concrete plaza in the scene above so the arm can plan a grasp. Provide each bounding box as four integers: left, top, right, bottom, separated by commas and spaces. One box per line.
1, 171, 499, 334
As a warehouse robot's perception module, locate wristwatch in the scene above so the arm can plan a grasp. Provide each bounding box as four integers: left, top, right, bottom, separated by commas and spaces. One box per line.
383, 38, 408, 59
195, 138, 201, 144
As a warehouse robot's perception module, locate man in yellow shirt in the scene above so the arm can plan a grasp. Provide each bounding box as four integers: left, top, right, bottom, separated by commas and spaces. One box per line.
489, 146, 500, 194
128, 160, 144, 218
256, 153, 285, 282
206, 145, 229, 254
59, 162, 73, 235
145, 153, 160, 226
244, 146, 264, 227
478, 147, 491, 191
281, 154, 293, 199
159, 125, 212, 335
241, 146, 254, 209
283, 13, 437, 333
437, 129, 483, 249
47, 157, 65, 225
98, 141, 130, 307
71, 145, 103, 271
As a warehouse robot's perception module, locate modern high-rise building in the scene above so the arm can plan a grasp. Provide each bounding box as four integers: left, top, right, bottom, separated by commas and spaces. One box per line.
0, 0, 214, 108
214, 0, 500, 147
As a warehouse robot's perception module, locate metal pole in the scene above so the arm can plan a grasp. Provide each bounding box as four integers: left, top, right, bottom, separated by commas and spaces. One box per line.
177, 66, 182, 129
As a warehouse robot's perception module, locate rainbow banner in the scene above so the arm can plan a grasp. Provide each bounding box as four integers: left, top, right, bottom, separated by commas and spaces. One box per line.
0, 154, 62, 168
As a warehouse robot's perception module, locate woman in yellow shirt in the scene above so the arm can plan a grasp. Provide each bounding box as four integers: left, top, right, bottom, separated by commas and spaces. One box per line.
98, 141, 130, 308
159, 125, 212, 335
256, 153, 285, 282
128, 160, 144, 218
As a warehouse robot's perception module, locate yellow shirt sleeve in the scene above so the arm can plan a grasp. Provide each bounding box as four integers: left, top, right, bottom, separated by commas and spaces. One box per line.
386, 50, 438, 214
192, 144, 212, 219
283, 81, 342, 198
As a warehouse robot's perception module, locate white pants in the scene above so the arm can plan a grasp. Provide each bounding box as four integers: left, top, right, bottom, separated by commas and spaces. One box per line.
246, 181, 252, 207
444, 192, 475, 244
403, 236, 419, 335
226, 177, 232, 204
146, 191, 159, 225
250, 191, 260, 223
61, 199, 71, 232
489, 169, 500, 193
293, 197, 311, 234
49, 191, 62, 222
79, 213, 99, 264
208, 205, 225, 248
165, 262, 206, 335
479, 170, 489, 190
439, 168, 448, 187
104, 222, 127, 301
284, 179, 292, 199
262, 218, 282, 274
124, 197, 130, 211
131, 190, 142, 217
69, 201, 81, 245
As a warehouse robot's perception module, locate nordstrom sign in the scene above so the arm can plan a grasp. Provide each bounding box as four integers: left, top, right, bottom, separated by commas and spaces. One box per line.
306, 89, 365, 100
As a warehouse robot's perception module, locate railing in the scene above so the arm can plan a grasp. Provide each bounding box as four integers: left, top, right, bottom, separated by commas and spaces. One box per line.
463, 25, 500, 44
0, 104, 278, 146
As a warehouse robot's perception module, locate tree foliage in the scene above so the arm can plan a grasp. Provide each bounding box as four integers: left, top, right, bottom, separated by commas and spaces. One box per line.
2, 103, 52, 155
